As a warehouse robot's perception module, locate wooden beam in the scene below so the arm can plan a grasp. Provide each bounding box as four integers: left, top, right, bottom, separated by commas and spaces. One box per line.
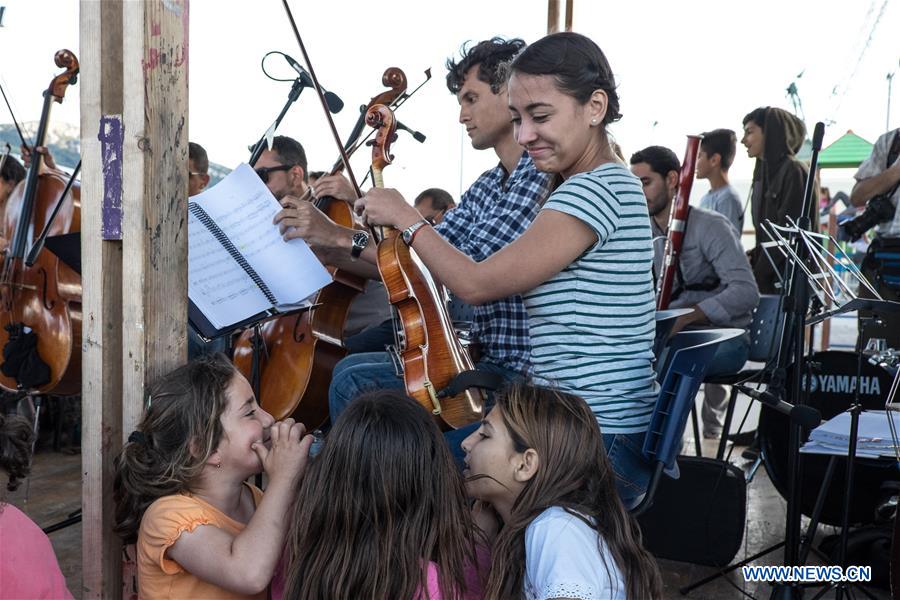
547, 0, 560, 34
121, 0, 189, 437
79, 0, 124, 596
565, 0, 574, 31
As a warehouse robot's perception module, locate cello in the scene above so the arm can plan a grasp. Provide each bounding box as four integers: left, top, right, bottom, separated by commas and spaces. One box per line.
367, 104, 484, 430
231, 69, 408, 427
0, 50, 81, 395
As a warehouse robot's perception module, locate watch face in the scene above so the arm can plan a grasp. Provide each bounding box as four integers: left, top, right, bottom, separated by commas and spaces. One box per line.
353, 231, 368, 246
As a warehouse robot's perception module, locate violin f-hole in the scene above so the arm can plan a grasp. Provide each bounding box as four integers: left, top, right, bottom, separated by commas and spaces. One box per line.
39, 267, 55, 310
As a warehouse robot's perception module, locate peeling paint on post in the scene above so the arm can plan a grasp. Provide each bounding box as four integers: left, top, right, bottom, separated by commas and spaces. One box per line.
98, 115, 124, 240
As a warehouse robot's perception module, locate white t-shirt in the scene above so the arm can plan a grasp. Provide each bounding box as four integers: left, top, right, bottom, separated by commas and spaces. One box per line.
525, 507, 626, 600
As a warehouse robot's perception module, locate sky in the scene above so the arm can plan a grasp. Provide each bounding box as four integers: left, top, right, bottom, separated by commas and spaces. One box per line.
0, 0, 898, 205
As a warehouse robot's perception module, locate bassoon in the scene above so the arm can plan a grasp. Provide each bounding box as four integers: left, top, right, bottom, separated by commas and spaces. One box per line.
656, 134, 702, 310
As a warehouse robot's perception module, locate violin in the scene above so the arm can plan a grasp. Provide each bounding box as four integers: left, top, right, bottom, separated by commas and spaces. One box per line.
368, 104, 484, 430
0, 50, 82, 394
232, 68, 409, 427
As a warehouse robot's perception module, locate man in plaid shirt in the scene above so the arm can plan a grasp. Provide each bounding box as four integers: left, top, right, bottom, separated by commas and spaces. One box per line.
273, 37, 552, 448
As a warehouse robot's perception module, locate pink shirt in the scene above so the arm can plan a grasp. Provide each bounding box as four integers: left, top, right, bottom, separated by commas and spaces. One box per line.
0, 503, 73, 599
422, 545, 490, 600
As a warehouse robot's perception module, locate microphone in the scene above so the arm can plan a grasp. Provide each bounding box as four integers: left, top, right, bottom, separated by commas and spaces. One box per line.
734, 384, 822, 429
283, 54, 343, 114
396, 120, 426, 144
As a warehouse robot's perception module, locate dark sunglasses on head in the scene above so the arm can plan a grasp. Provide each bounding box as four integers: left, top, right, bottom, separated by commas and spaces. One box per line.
254, 164, 293, 184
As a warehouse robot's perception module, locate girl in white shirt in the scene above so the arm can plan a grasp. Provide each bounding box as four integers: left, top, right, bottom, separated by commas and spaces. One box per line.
461, 383, 662, 600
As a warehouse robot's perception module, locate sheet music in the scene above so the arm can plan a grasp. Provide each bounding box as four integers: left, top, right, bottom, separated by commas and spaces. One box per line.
188, 209, 271, 330
190, 163, 332, 306
800, 410, 900, 459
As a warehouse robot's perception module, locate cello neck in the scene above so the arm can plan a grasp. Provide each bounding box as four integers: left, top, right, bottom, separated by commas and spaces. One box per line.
9, 90, 54, 260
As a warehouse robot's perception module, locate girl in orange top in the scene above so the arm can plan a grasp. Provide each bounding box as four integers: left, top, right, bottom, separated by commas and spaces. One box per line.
113, 353, 312, 599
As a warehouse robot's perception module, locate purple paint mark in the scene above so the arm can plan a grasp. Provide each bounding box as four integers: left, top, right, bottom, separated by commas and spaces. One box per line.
98, 115, 124, 240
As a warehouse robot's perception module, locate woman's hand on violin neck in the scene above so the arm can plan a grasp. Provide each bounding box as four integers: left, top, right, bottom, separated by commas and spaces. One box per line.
354, 188, 420, 230
273, 200, 342, 248
311, 173, 356, 203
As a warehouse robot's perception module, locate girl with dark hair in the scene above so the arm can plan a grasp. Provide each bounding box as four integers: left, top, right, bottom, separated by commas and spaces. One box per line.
0, 413, 73, 599
462, 383, 662, 599
357, 32, 658, 507
282, 390, 485, 600
113, 353, 312, 599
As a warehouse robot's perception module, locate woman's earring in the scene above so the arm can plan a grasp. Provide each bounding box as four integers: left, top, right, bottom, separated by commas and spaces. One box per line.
591, 118, 598, 126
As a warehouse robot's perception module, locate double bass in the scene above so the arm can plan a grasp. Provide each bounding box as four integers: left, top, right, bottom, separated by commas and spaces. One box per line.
367, 104, 484, 430
232, 69, 408, 427
0, 50, 81, 395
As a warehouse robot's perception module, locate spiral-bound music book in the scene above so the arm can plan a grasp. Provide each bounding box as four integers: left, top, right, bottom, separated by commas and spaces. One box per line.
188, 163, 332, 339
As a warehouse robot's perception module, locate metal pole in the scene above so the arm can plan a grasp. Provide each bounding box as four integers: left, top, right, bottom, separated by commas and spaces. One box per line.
887, 71, 894, 131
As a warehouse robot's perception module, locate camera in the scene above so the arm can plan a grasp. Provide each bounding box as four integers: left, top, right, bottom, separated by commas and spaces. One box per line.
840, 195, 896, 242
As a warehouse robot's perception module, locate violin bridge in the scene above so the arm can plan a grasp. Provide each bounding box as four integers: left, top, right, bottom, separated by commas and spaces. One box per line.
424, 381, 442, 416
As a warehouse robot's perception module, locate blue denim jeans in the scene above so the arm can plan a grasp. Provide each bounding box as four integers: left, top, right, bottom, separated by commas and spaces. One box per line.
702, 333, 750, 433
328, 351, 524, 465
603, 431, 653, 510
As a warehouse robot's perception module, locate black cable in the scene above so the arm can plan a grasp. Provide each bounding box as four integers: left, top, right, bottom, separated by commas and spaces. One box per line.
260, 50, 297, 83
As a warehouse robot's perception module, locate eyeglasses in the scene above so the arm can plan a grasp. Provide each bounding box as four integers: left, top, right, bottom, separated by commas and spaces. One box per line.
254, 164, 293, 184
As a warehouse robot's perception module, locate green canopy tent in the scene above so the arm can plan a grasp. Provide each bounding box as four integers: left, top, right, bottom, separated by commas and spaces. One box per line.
817, 130, 873, 169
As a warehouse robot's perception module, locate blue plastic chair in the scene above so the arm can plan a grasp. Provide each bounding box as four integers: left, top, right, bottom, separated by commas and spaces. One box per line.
653, 308, 694, 368
631, 328, 745, 516
704, 294, 784, 458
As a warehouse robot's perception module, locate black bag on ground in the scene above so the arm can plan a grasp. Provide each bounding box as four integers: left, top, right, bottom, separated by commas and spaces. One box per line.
637, 456, 746, 567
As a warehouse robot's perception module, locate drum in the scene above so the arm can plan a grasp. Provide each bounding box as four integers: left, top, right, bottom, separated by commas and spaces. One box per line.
759, 351, 899, 526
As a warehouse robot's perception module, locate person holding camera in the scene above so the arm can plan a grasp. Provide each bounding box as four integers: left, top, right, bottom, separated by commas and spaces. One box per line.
849, 127, 900, 348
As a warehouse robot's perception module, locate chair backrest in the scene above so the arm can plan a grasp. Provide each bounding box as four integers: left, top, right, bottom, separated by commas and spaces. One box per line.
746, 294, 783, 363
642, 328, 745, 471
653, 308, 694, 368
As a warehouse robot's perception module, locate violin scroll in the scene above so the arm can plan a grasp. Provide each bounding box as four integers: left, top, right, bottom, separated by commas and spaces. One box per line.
365, 104, 397, 177
49, 50, 79, 102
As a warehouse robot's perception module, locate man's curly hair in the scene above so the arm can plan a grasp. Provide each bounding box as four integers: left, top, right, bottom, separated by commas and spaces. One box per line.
445, 37, 526, 95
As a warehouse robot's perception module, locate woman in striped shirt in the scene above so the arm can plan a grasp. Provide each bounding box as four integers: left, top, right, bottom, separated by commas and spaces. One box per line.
358, 32, 658, 508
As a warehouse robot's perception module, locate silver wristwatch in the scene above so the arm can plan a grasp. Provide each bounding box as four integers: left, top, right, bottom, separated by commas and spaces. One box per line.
350, 230, 370, 260
400, 219, 429, 246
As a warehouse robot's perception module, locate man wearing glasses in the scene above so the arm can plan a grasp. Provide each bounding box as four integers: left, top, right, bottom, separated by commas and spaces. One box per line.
188, 142, 211, 197
252, 135, 309, 201
255, 135, 393, 342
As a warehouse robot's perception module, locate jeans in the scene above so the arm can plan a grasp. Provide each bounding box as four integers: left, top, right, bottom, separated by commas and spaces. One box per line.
603, 431, 654, 510
328, 351, 524, 466
701, 334, 750, 434
343, 319, 395, 355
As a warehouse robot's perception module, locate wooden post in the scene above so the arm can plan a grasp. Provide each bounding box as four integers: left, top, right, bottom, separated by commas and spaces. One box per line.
547, 0, 574, 33
80, 0, 124, 596
547, 0, 560, 33
121, 0, 189, 436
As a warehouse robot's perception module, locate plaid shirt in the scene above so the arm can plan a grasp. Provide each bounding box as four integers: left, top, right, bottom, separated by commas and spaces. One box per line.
435, 153, 552, 374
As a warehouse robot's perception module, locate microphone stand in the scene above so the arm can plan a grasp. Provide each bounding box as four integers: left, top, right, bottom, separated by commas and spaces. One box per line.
248, 77, 306, 167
